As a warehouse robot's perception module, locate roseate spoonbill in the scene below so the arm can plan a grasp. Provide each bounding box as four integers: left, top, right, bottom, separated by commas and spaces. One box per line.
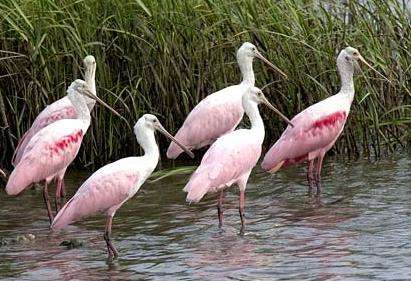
5, 79, 122, 224
167, 42, 287, 159
261, 47, 390, 194
184, 86, 293, 233
12, 55, 97, 203
51, 114, 194, 260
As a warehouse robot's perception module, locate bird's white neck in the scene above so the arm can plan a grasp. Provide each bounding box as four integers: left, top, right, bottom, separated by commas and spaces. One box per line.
67, 91, 91, 130
238, 56, 255, 86
243, 99, 265, 141
337, 57, 355, 103
135, 127, 160, 165
84, 65, 96, 110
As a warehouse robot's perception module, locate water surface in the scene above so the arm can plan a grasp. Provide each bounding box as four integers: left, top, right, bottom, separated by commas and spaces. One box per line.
0, 154, 410, 280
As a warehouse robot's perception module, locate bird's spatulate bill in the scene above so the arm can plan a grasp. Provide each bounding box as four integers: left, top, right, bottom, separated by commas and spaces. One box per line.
156, 124, 195, 158
81, 89, 128, 122
255, 51, 288, 79
260, 95, 294, 127
358, 55, 391, 83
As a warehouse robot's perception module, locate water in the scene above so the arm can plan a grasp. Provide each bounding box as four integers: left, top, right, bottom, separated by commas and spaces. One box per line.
0, 154, 410, 280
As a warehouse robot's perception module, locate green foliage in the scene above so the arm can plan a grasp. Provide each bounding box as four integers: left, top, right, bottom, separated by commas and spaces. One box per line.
0, 0, 409, 167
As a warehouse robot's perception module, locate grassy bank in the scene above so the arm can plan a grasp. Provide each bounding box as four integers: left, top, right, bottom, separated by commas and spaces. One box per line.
0, 0, 410, 168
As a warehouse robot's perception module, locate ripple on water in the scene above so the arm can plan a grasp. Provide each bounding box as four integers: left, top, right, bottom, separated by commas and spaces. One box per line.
0, 154, 410, 280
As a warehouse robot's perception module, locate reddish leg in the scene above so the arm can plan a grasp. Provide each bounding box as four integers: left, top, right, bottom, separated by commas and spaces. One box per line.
103, 215, 119, 260
307, 159, 316, 193
55, 178, 63, 212
43, 181, 54, 225
239, 190, 245, 235
315, 155, 324, 195
217, 190, 225, 228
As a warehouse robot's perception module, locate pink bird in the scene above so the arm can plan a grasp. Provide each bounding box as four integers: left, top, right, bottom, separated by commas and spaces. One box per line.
167, 42, 287, 159
184, 86, 293, 233
51, 114, 194, 260
5, 80, 120, 224
261, 47, 390, 194
12, 55, 97, 203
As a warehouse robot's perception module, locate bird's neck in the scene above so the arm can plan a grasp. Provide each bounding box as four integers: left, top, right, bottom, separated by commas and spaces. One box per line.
137, 129, 160, 164
337, 61, 355, 103
239, 57, 255, 86
84, 66, 96, 110
244, 101, 265, 140
67, 92, 91, 128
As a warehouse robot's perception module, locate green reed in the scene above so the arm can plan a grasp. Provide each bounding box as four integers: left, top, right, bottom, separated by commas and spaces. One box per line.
0, 0, 409, 168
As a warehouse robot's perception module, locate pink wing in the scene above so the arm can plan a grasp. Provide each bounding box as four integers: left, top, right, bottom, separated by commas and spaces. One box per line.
12, 97, 77, 166
51, 159, 140, 230
184, 129, 262, 202
167, 86, 245, 159
6, 120, 85, 195
261, 99, 348, 171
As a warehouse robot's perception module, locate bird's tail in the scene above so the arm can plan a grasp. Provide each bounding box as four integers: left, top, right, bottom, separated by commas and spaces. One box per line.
12, 130, 32, 167
51, 198, 76, 231
261, 140, 287, 173
183, 173, 211, 203
5, 164, 37, 196
166, 141, 184, 159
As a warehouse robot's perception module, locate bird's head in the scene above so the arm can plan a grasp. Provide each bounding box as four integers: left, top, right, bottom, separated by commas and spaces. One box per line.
67, 79, 124, 119
135, 114, 194, 158
243, 87, 294, 127
338, 47, 390, 82
83, 55, 96, 67
237, 42, 287, 79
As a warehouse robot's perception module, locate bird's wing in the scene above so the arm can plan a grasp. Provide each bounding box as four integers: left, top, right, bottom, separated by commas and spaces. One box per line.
51, 158, 141, 230
166, 85, 246, 159
6, 120, 85, 195
12, 97, 77, 166
184, 130, 261, 202
262, 96, 348, 170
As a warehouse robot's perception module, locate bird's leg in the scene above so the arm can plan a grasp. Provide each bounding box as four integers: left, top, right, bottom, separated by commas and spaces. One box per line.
307, 159, 316, 193
315, 156, 324, 195
55, 178, 63, 212
239, 189, 246, 235
60, 179, 66, 198
217, 190, 225, 228
104, 215, 119, 260
43, 181, 54, 225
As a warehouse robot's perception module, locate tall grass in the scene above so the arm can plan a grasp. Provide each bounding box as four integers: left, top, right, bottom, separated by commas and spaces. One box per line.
0, 0, 409, 168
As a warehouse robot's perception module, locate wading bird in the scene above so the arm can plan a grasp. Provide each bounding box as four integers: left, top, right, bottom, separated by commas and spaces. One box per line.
51, 114, 194, 260
5, 80, 122, 224
261, 47, 390, 194
184, 87, 293, 233
12, 55, 97, 203
167, 42, 287, 159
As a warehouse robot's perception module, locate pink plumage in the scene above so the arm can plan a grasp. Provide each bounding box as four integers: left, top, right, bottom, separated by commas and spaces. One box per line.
167, 85, 245, 158
260, 46, 390, 194
183, 86, 290, 233
51, 158, 140, 230
261, 94, 349, 173
12, 55, 96, 167
12, 99, 77, 166
6, 120, 86, 196
167, 42, 286, 159
51, 114, 193, 260
184, 129, 261, 203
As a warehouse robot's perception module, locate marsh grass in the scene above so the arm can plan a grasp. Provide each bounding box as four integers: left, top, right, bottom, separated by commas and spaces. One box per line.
0, 0, 409, 168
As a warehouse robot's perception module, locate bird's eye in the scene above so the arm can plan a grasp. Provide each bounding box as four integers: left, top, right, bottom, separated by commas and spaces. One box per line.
345, 56, 350, 61
353, 52, 358, 56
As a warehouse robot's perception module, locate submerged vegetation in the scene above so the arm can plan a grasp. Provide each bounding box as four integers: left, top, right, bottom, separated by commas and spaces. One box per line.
0, 0, 409, 167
